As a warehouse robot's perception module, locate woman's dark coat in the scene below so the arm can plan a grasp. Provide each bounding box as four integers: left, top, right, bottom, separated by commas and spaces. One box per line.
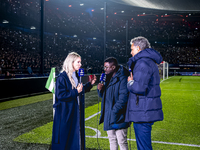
51, 71, 92, 150
125, 48, 164, 123
98, 66, 130, 131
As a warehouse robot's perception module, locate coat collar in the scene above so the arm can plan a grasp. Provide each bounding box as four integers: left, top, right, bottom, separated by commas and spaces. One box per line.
127, 48, 163, 68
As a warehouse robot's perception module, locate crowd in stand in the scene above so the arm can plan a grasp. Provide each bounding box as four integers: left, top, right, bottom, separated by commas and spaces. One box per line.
0, 0, 200, 76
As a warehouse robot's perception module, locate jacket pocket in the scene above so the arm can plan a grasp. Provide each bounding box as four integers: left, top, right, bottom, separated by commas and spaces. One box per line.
129, 94, 146, 111
110, 111, 124, 125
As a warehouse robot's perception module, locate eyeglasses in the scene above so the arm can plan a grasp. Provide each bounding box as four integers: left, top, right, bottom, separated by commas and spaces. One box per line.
104, 66, 109, 70
104, 65, 113, 70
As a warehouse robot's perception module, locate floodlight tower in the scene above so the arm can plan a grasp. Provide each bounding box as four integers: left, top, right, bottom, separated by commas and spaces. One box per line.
104, 2, 107, 61
126, 20, 128, 63
40, 0, 45, 75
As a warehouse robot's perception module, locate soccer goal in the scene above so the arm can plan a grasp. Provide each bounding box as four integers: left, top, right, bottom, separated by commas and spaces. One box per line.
158, 61, 169, 80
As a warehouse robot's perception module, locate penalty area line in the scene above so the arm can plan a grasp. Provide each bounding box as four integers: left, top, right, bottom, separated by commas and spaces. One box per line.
85, 111, 101, 121
85, 111, 200, 148
160, 76, 173, 83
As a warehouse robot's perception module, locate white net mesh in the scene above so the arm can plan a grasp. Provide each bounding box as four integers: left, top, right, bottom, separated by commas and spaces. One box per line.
158, 61, 169, 80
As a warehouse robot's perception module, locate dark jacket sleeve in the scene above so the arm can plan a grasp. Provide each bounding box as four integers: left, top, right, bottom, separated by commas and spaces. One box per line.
56, 76, 79, 102
97, 85, 105, 98
83, 82, 93, 93
127, 61, 152, 95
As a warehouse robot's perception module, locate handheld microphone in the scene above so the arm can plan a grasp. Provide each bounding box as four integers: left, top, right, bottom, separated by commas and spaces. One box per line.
78, 68, 84, 150
100, 73, 106, 84
129, 67, 131, 72
78, 68, 84, 83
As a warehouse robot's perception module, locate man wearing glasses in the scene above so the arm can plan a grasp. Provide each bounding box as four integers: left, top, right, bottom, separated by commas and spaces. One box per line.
97, 57, 130, 150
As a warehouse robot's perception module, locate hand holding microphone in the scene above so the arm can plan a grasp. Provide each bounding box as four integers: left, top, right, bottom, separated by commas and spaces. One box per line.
97, 83, 103, 91
98, 73, 106, 91
77, 68, 84, 93
78, 68, 84, 83
128, 72, 133, 82
127, 68, 134, 86
77, 83, 83, 93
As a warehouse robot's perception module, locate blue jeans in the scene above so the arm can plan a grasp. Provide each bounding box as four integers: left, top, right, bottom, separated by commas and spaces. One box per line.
134, 122, 154, 150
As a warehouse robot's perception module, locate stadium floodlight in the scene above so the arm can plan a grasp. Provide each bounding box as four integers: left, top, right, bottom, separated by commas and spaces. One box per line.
3, 20, 9, 23
158, 61, 169, 80
30, 26, 36, 29
93, 37, 96, 40
80, 4, 84, 6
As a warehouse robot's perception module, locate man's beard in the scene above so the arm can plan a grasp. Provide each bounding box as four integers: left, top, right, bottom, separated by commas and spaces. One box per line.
105, 72, 113, 82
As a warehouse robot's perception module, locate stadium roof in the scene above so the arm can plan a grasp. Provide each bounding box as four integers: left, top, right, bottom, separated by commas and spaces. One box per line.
66, 0, 200, 12
110, 0, 200, 11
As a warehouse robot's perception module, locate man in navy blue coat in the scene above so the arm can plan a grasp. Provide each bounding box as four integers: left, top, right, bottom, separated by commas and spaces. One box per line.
125, 36, 164, 150
97, 57, 130, 150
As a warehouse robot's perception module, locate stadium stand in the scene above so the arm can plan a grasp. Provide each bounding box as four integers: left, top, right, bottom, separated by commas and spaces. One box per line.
0, 0, 200, 78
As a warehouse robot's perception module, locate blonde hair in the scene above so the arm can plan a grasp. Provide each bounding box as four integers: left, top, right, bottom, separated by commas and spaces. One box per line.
61, 52, 81, 89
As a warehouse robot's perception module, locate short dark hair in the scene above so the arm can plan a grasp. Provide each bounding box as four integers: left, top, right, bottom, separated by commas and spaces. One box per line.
104, 57, 118, 68
130, 36, 151, 50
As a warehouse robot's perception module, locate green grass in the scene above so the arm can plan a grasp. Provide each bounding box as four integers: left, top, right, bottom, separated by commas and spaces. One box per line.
0, 93, 53, 111
14, 122, 53, 144
10, 77, 200, 149
0, 85, 98, 111
156, 76, 200, 144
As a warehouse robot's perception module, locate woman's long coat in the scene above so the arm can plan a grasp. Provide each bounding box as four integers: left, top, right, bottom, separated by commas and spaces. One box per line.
51, 71, 92, 150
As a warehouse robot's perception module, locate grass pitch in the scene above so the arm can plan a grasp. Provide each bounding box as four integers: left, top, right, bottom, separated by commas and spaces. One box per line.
3, 76, 200, 149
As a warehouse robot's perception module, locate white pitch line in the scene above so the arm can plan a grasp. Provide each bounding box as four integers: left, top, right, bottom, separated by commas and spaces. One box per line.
85, 126, 101, 137
151, 140, 200, 147
85, 76, 200, 148
85, 111, 101, 121
162, 89, 200, 91
85, 110, 200, 148
86, 136, 200, 147
160, 76, 173, 83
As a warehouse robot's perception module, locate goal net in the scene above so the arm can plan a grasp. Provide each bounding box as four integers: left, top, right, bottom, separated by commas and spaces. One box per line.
158, 61, 169, 80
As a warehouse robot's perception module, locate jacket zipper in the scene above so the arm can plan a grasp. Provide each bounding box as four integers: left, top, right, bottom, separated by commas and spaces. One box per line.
136, 95, 139, 105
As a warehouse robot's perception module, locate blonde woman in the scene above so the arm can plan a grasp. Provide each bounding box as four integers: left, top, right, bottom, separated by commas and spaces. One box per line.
51, 52, 96, 150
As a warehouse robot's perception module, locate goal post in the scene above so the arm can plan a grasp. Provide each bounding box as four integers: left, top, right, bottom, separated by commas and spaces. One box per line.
158, 61, 169, 80
163, 61, 169, 80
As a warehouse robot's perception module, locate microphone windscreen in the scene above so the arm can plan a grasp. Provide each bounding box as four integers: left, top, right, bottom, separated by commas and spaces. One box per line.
129, 67, 131, 72
78, 68, 84, 77
100, 73, 106, 82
